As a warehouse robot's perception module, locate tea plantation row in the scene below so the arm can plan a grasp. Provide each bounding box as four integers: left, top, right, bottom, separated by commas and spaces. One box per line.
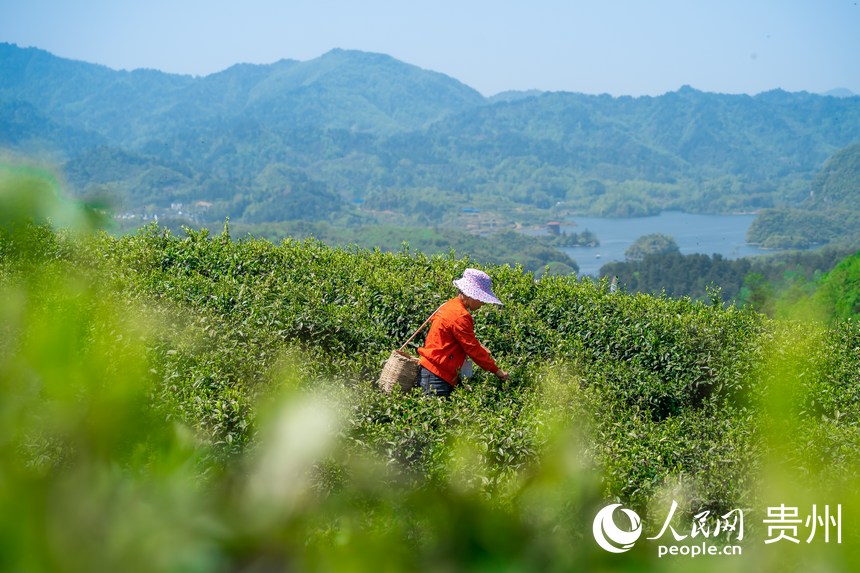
3, 219, 859, 571
19, 225, 859, 503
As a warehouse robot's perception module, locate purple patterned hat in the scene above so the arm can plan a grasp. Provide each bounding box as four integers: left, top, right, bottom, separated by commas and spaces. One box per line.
453, 268, 502, 305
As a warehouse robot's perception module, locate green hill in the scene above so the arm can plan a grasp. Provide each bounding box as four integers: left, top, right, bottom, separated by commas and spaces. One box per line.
0, 44, 484, 141
809, 141, 860, 210
748, 141, 860, 248
2, 42, 860, 230
0, 100, 105, 156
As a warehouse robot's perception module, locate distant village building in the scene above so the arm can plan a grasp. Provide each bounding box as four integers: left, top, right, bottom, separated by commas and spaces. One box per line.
546, 221, 561, 236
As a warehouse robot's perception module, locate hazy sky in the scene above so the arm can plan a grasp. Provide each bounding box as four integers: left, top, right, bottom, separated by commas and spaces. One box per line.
2, 0, 858, 97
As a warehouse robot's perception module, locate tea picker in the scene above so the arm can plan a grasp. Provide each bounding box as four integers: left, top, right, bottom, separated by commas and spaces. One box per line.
377, 268, 509, 397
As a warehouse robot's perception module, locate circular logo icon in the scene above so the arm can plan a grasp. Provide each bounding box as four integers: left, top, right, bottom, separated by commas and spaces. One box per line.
593, 503, 643, 553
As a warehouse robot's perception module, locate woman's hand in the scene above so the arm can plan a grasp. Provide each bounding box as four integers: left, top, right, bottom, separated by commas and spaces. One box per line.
495, 369, 510, 382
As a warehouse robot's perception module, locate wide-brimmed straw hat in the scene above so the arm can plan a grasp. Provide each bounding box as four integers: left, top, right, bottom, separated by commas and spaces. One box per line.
453, 268, 502, 305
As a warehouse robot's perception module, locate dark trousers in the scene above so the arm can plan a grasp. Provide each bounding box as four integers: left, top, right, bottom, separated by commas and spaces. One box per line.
419, 366, 454, 398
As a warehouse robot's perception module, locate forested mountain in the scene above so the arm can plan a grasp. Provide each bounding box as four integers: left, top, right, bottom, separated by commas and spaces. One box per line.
2, 42, 860, 230
0, 44, 484, 140
809, 141, 860, 210
747, 142, 860, 248
0, 100, 106, 157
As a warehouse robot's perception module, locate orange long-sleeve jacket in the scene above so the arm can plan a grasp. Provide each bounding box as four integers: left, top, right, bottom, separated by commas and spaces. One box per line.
417, 297, 499, 385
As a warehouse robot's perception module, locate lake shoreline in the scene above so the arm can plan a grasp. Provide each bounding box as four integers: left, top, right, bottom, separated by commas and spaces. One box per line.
548, 211, 781, 277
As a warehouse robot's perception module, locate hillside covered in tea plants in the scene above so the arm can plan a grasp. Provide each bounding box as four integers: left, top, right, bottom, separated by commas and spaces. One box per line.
0, 170, 860, 571
2, 171, 859, 571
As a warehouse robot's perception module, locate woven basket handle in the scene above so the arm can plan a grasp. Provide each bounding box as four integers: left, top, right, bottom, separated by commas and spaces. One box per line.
398, 303, 443, 351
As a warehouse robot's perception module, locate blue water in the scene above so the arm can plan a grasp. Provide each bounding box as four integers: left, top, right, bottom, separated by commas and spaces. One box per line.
558, 212, 775, 277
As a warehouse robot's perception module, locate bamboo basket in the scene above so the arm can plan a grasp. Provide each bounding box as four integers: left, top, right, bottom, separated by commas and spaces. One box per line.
377, 305, 440, 393
377, 349, 420, 393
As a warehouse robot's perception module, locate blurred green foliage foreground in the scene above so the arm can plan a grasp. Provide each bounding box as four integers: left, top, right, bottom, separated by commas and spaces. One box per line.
1, 165, 859, 572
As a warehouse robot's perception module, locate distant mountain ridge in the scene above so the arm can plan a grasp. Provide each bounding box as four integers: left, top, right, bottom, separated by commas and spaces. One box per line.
1, 42, 859, 227
0, 44, 485, 139
823, 88, 856, 98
